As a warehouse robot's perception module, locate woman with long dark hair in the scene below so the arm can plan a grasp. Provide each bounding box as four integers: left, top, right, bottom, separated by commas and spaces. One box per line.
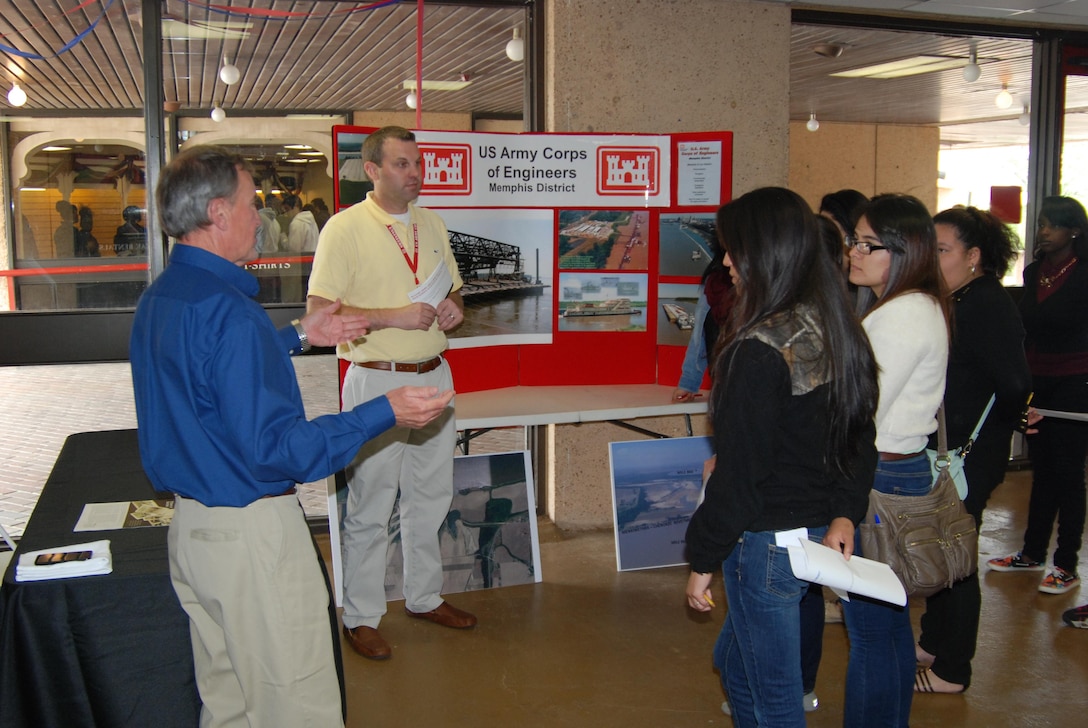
843, 193, 950, 727
685, 187, 878, 727
913, 206, 1031, 693
989, 196, 1088, 595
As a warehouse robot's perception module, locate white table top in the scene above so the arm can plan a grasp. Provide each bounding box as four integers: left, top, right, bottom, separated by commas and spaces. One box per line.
454, 384, 709, 430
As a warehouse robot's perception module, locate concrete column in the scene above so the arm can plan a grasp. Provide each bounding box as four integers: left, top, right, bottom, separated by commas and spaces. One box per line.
542, 0, 790, 529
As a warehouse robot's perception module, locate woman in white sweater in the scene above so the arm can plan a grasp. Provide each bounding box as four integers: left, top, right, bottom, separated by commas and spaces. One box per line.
842, 194, 950, 728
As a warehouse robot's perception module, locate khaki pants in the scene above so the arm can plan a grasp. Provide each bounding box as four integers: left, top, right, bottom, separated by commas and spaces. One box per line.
169, 496, 343, 728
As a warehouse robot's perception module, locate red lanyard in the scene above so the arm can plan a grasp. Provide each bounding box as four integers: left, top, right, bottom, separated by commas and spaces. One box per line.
386, 223, 419, 284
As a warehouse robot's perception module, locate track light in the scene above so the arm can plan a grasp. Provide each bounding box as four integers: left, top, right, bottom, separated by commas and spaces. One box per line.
506, 27, 524, 62
806, 113, 820, 132
7, 83, 27, 107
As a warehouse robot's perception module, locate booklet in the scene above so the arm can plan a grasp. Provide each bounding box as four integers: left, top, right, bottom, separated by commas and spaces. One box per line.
786, 536, 906, 606
74, 499, 175, 532
16, 539, 113, 582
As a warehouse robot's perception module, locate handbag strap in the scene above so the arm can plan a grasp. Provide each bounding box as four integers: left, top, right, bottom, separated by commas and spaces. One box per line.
960, 394, 997, 458
934, 402, 950, 465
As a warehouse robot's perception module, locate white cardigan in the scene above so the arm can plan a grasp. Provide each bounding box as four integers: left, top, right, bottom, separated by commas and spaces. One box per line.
862, 292, 949, 454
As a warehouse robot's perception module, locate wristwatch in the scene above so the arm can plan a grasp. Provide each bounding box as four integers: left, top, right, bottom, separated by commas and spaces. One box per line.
291, 319, 311, 353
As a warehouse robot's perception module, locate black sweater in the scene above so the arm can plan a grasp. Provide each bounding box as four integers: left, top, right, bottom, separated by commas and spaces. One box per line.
932, 276, 1031, 482
685, 338, 876, 574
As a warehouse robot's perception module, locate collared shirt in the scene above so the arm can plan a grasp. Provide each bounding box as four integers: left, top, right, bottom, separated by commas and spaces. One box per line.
130, 244, 395, 507
307, 192, 464, 363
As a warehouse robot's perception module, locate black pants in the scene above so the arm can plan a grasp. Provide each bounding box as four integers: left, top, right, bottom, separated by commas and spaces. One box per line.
1022, 375, 1088, 574
918, 431, 1014, 688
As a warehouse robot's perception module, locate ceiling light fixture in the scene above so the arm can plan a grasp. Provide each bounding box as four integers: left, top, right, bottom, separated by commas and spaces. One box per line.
219, 57, 240, 85
506, 27, 524, 62
1019, 104, 1031, 126
402, 79, 472, 92
832, 55, 972, 80
806, 113, 820, 132
963, 47, 981, 83
7, 83, 27, 107
211, 103, 226, 122
995, 83, 1013, 109
813, 43, 845, 59
405, 91, 418, 110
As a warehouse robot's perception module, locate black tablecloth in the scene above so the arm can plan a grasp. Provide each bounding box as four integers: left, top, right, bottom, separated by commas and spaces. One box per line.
0, 429, 200, 728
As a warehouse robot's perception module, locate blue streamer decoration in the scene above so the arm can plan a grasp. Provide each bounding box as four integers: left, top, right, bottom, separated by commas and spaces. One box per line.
0, 0, 116, 60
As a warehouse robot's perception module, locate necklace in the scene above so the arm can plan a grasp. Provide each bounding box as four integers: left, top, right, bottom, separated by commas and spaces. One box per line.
1039, 256, 1078, 288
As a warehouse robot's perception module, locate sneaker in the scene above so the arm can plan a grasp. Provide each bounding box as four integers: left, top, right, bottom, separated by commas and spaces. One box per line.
1062, 604, 1088, 628
987, 552, 1045, 572
1039, 567, 1080, 594
721, 691, 818, 716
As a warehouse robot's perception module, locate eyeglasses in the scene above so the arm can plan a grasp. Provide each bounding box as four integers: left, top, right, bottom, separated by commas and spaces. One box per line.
846, 235, 889, 255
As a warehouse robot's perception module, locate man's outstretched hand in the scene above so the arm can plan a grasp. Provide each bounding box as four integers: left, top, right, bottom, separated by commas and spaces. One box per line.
386, 386, 455, 428
300, 299, 370, 347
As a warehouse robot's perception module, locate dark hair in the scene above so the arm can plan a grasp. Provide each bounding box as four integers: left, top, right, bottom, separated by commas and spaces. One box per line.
819, 189, 868, 237
362, 126, 416, 167
123, 205, 143, 224
817, 214, 845, 267
282, 194, 300, 211
1037, 195, 1088, 259
933, 206, 1020, 278
856, 194, 947, 324
156, 145, 249, 239
712, 187, 878, 474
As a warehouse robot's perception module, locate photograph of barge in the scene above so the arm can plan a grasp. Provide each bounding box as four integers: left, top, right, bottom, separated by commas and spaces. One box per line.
562, 299, 642, 317
558, 272, 647, 333
436, 209, 554, 345
658, 213, 717, 277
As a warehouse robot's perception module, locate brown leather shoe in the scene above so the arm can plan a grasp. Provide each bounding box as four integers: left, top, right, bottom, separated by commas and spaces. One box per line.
342, 625, 392, 660
405, 601, 477, 629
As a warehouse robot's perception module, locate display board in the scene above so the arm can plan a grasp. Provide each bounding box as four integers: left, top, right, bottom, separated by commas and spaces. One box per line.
331, 126, 732, 392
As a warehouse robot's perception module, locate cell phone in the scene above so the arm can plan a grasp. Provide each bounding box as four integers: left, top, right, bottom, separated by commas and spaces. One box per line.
34, 551, 93, 566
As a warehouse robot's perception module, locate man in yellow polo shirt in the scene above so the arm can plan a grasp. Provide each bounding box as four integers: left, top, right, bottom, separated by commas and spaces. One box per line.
307, 126, 474, 661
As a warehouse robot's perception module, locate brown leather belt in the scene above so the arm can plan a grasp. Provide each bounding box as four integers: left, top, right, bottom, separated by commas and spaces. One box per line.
878, 451, 925, 462
356, 356, 443, 374
260, 485, 298, 499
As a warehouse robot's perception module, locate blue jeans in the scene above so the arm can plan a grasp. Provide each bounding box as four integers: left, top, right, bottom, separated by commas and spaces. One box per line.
713, 526, 826, 728
842, 453, 930, 728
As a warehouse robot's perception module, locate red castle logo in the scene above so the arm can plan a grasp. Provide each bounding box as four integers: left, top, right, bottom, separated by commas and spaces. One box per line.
596, 146, 660, 196
419, 143, 472, 195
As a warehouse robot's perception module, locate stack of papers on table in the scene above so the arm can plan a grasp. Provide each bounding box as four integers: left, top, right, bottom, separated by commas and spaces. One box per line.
15, 539, 113, 582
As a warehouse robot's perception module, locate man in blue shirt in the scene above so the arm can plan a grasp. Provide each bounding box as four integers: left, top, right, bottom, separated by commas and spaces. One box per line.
130, 145, 453, 728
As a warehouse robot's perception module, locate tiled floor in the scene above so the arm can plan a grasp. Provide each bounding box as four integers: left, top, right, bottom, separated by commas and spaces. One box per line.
331, 470, 1088, 727
0, 355, 522, 538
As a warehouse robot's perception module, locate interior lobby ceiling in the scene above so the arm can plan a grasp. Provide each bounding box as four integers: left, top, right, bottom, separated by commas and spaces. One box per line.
2, 1, 1088, 149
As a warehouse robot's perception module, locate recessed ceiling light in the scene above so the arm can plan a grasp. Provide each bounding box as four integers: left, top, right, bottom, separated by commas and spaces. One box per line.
284, 144, 312, 150
402, 79, 472, 92
42, 146, 72, 152
831, 55, 973, 79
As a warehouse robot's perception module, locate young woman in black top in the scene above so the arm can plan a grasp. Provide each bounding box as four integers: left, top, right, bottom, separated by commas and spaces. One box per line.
685, 187, 877, 727
914, 206, 1031, 694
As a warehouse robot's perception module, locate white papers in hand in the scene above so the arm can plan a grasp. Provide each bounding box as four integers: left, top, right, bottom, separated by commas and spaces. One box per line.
408, 262, 453, 310
15, 539, 113, 582
787, 538, 906, 606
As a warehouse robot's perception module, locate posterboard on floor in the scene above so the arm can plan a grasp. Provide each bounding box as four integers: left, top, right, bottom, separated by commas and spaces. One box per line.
608, 436, 713, 571
327, 450, 542, 606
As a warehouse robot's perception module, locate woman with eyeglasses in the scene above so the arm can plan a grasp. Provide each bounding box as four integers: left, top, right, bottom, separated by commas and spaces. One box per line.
685, 187, 878, 727
913, 206, 1031, 694
843, 193, 950, 728
989, 196, 1088, 596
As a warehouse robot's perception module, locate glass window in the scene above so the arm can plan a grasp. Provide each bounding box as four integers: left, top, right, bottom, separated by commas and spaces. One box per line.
6, 136, 148, 311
